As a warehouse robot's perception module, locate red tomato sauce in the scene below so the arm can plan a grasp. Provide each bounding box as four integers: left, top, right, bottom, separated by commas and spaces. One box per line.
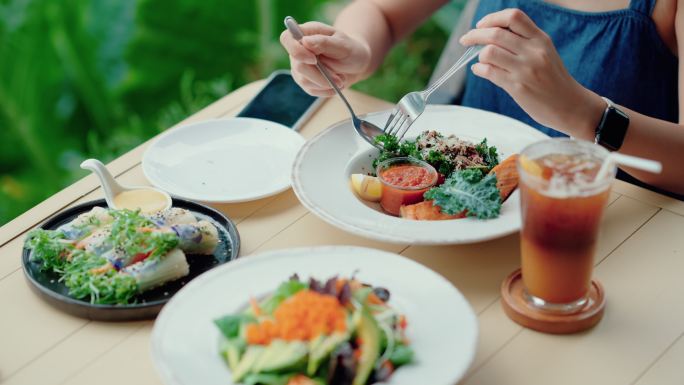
379, 164, 437, 216
380, 165, 435, 188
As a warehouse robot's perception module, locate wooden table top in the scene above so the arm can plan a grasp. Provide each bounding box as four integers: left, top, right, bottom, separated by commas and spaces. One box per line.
2, 81, 684, 385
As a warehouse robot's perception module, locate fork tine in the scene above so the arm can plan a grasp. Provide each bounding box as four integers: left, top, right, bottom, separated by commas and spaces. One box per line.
383, 107, 400, 132
396, 117, 414, 141
388, 114, 408, 137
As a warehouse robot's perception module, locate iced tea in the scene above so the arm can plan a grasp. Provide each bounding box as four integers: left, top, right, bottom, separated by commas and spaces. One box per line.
518, 139, 614, 312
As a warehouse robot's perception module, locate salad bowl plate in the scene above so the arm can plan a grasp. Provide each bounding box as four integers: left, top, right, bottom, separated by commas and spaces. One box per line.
143, 118, 305, 203
151, 246, 478, 385
292, 105, 549, 245
22, 198, 240, 321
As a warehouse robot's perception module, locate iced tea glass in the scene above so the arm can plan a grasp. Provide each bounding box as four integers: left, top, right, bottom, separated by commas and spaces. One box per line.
518, 139, 616, 314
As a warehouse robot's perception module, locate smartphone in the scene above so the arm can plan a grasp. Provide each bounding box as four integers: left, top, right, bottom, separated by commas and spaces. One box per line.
237, 70, 323, 131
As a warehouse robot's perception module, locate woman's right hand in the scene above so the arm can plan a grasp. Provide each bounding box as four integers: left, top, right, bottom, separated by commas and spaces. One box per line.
279, 21, 371, 97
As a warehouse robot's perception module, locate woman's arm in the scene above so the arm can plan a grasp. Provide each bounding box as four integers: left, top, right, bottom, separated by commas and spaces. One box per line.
460, 8, 684, 194
280, 0, 448, 96
334, 0, 449, 78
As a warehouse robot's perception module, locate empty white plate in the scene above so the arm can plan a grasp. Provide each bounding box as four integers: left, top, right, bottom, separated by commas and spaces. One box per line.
143, 118, 305, 203
151, 246, 478, 385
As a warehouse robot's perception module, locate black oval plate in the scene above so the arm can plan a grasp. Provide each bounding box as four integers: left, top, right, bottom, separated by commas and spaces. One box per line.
21, 198, 240, 321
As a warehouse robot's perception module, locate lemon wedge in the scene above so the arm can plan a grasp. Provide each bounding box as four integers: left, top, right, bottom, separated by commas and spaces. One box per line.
519, 154, 543, 178
350, 174, 382, 202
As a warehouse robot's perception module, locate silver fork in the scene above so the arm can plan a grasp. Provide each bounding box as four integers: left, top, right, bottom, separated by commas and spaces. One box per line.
383, 44, 483, 141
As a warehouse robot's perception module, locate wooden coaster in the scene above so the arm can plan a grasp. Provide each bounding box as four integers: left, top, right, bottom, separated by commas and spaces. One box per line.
500, 269, 606, 334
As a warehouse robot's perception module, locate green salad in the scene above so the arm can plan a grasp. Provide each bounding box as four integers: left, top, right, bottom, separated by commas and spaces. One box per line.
214, 275, 413, 385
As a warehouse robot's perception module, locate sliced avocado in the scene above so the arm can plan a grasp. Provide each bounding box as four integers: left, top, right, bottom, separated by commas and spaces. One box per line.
348, 310, 360, 336
352, 287, 373, 305
352, 308, 381, 385
232, 345, 265, 382
308, 334, 325, 354
253, 339, 308, 373
221, 337, 246, 371
307, 332, 349, 376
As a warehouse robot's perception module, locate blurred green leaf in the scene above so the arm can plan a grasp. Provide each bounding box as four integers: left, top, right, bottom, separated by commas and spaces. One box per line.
353, 19, 448, 102
0, 0, 455, 226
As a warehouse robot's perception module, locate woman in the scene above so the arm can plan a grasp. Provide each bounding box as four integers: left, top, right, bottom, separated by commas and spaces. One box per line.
279, 0, 684, 197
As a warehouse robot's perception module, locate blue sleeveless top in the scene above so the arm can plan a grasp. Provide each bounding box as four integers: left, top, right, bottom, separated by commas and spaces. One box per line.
461, 0, 679, 138
460, 0, 681, 199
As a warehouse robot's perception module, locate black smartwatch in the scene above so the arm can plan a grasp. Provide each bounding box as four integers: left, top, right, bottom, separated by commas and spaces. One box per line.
595, 97, 630, 151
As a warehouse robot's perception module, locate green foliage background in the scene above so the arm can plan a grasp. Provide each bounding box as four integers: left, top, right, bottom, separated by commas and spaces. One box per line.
0, 0, 465, 225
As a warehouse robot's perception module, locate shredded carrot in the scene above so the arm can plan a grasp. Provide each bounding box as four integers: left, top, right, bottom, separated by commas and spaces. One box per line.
367, 292, 384, 305
89, 262, 113, 275
353, 348, 362, 360
246, 290, 347, 345
398, 315, 408, 330
380, 360, 394, 375
250, 297, 262, 317
287, 375, 317, 385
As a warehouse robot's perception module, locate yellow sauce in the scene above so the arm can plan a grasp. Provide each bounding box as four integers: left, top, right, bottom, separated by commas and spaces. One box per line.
113, 189, 169, 213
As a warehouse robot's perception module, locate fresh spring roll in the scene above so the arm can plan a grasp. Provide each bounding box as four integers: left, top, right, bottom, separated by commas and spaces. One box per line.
147, 207, 197, 227
80, 228, 112, 255
79, 227, 140, 270
121, 248, 189, 292
81, 226, 169, 270
58, 207, 113, 240
82, 220, 217, 269
168, 220, 219, 255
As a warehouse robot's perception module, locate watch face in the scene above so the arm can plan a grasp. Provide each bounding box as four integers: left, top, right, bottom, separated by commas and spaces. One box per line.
598, 107, 630, 151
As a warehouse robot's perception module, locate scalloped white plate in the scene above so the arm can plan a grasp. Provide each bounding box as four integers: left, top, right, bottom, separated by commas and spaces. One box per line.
151, 246, 478, 385
292, 105, 549, 245
143, 118, 305, 203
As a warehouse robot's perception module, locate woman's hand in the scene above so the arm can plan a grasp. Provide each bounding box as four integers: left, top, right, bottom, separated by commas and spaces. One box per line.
280, 21, 372, 97
460, 9, 604, 138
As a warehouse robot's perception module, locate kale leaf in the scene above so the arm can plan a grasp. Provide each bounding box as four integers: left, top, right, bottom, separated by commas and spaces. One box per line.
424, 149, 454, 176
475, 138, 499, 170
423, 169, 502, 219
372, 134, 420, 170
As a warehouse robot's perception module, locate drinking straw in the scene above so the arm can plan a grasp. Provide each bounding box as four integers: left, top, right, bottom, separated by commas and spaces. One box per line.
596, 152, 662, 181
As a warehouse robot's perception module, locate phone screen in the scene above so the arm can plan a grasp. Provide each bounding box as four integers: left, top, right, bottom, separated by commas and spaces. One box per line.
237, 72, 318, 128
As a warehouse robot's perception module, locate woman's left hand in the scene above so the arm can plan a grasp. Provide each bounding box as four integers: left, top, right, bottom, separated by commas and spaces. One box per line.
460, 9, 603, 138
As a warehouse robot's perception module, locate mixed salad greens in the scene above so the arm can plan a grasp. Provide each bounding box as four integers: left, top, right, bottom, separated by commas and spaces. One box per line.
25, 206, 219, 304
373, 130, 499, 176
373, 131, 504, 219
214, 275, 413, 385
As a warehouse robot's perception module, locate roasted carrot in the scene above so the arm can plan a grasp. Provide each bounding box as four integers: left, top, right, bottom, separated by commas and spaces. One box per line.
488, 154, 520, 201
400, 200, 466, 220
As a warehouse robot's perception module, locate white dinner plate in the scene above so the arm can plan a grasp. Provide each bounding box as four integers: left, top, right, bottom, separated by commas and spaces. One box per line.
143, 118, 305, 203
151, 246, 478, 385
292, 105, 549, 245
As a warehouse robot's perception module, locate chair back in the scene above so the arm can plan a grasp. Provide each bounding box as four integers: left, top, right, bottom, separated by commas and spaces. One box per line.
428, 0, 480, 104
